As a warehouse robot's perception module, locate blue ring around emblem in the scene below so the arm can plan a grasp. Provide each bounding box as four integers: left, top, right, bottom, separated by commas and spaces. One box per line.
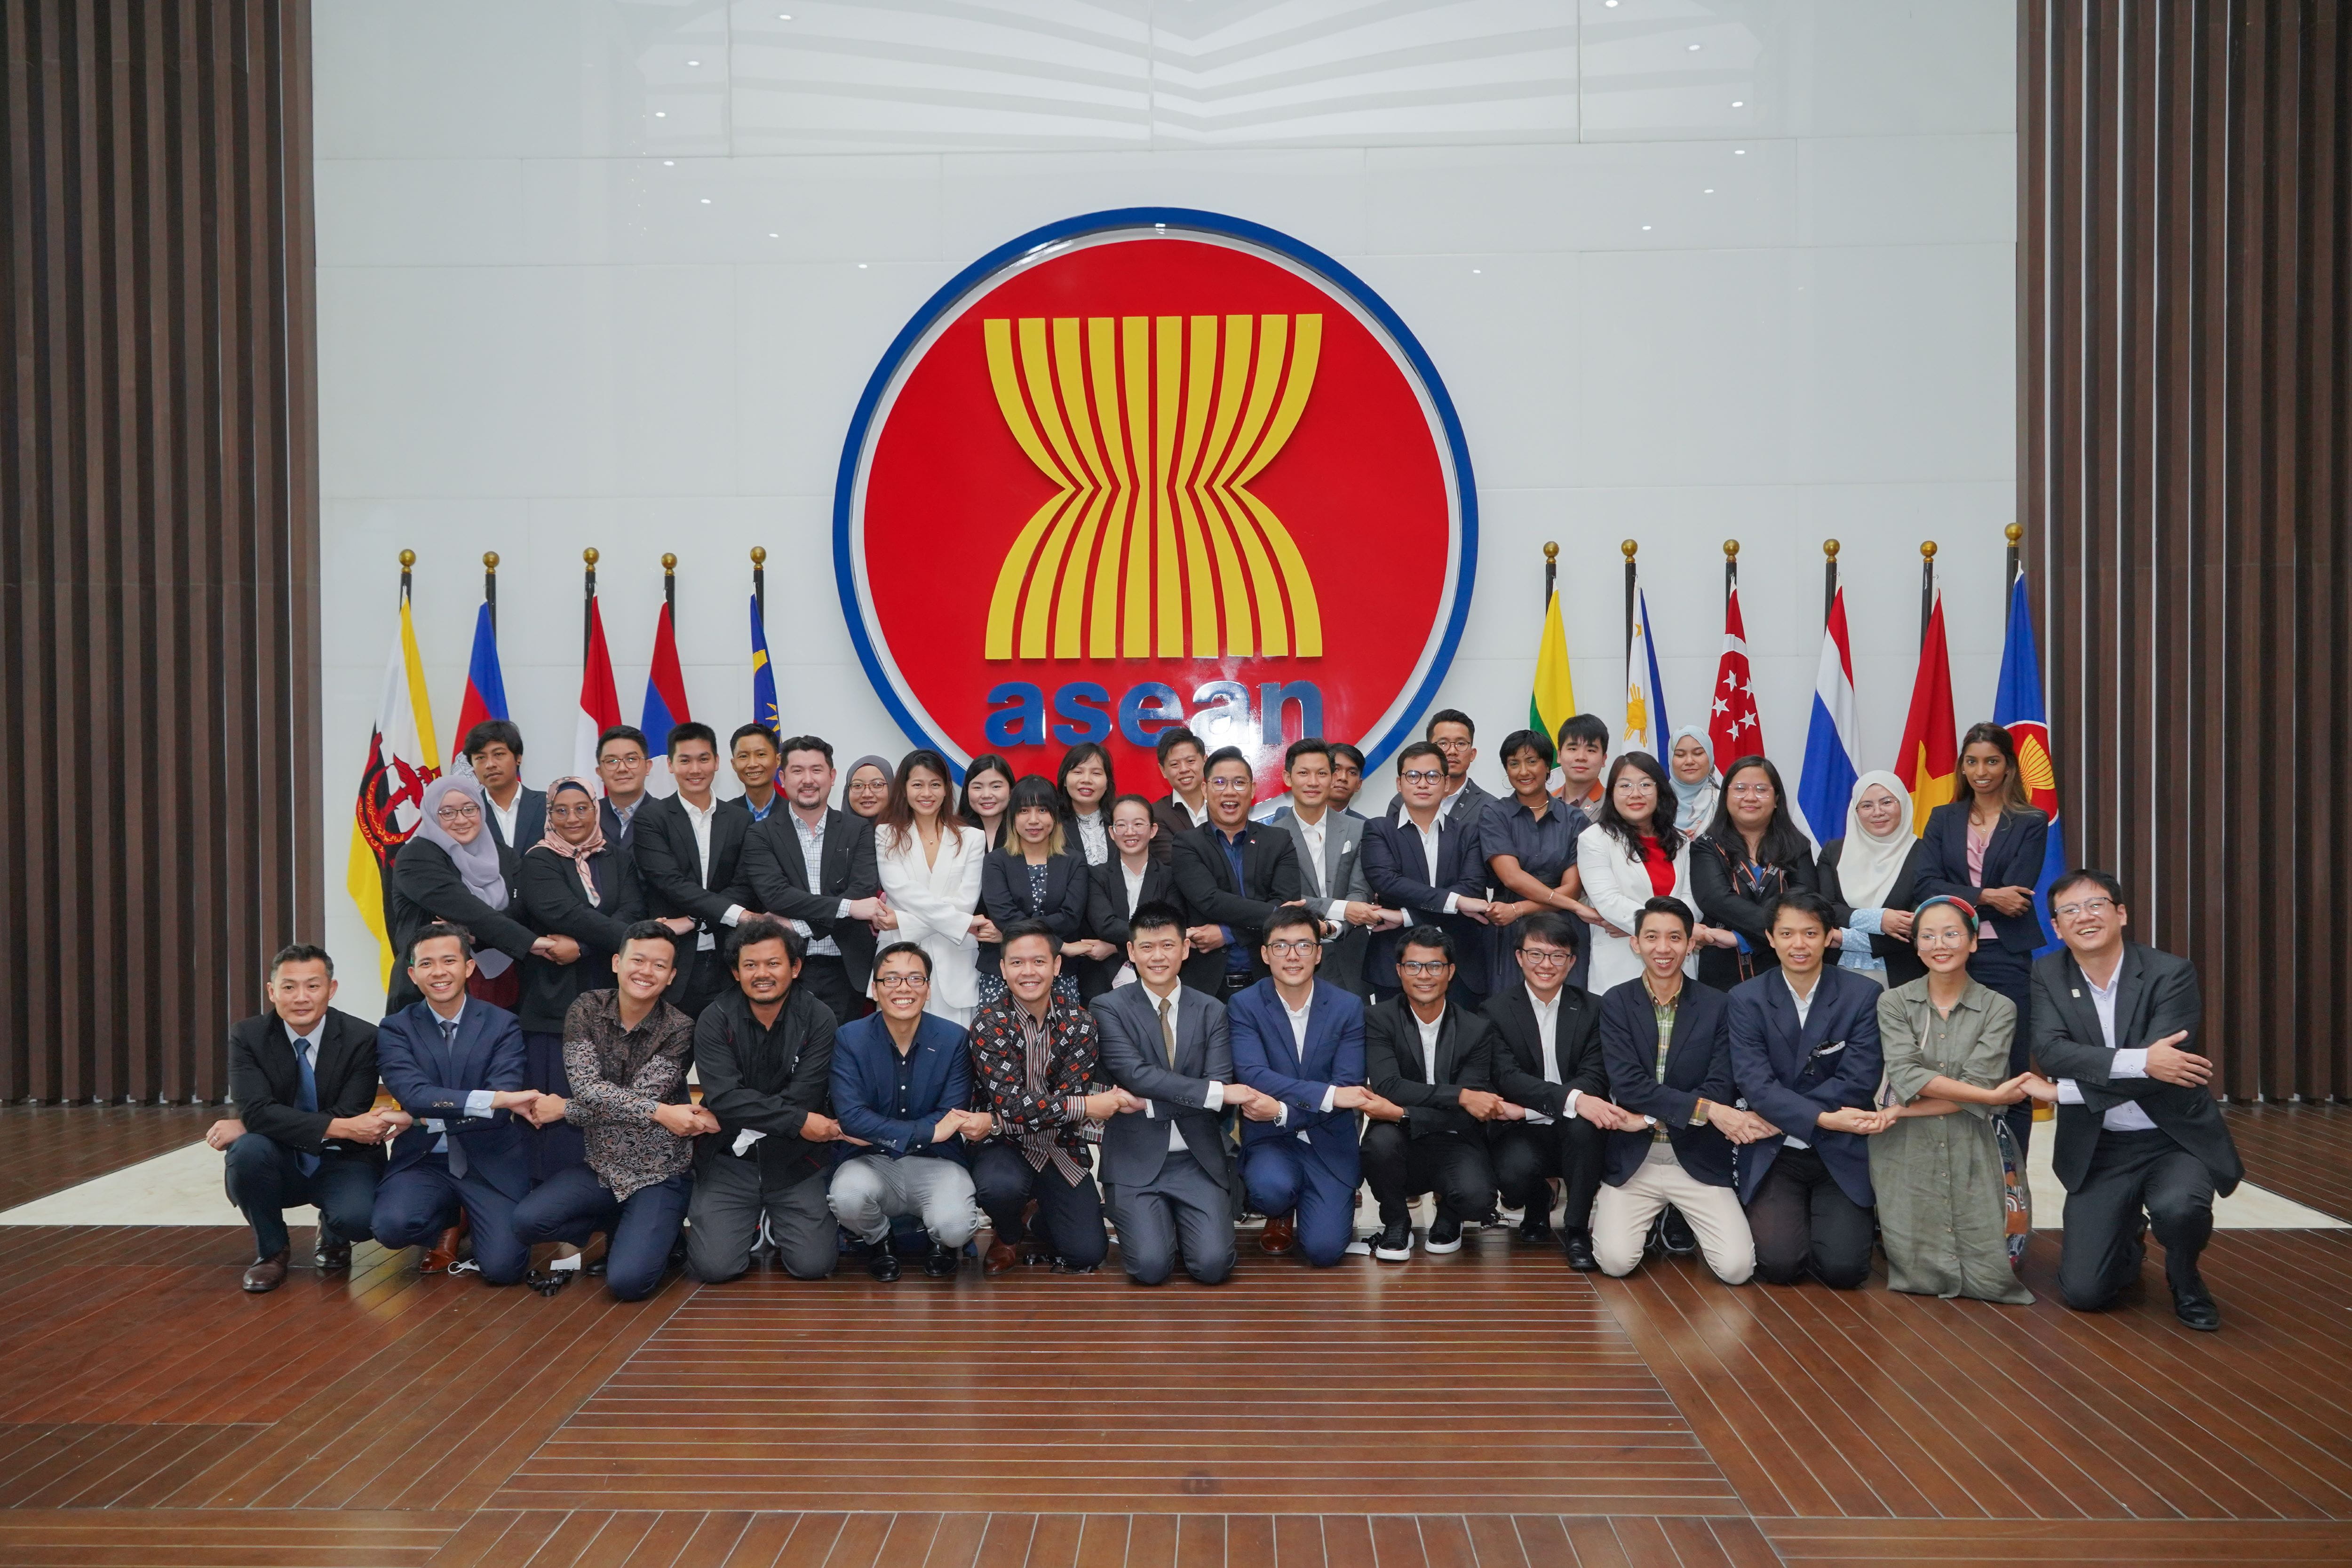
831, 206, 1479, 781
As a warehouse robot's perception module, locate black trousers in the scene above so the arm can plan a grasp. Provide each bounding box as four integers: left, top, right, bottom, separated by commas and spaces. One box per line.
797, 954, 859, 1026
2058, 1128, 2216, 1310
1361, 1122, 1495, 1226
970, 1141, 1109, 1269
1747, 1144, 1875, 1289
510, 1165, 692, 1302
664, 945, 730, 1019
223, 1136, 378, 1261
519, 1031, 588, 1184
1489, 1118, 1605, 1233
1968, 945, 2035, 1154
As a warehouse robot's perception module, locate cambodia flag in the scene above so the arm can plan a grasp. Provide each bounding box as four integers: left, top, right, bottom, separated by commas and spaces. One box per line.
1794, 587, 1860, 847
641, 601, 692, 796
1707, 582, 1764, 771
1993, 569, 2066, 951
572, 596, 624, 788
450, 600, 509, 762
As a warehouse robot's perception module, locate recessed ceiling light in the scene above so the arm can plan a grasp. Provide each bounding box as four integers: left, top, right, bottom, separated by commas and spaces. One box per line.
858, 263, 868, 269
1704, 187, 1715, 194
1605, 1, 1617, 7
663, 159, 674, 166
1687, 42, 1701, 50
700, 197, 711, 204
1734, 148, 1747, 155
687, 59, 699, 66
655, 111, 667, 117
1731, 99, 1745, 107
1641, 224, 1653, 231
769, 232, 779, 238
1471, 268, 1481, 274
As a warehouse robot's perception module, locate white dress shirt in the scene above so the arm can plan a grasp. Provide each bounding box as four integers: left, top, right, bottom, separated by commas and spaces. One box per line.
485, 787, 521, 849
1137, 982, 1225, 1149
2053, 958, 2156, 1130
1404, 812, 1462, 916
1783, 972, 1819, 1150
1290, 808, 1351, 923
417, 1000, 495, 1154
1521, 983, 1581, 1125
1414, 1005, 1445, 1081
1276, 988, 1336, 1134
679, 795, 746, 951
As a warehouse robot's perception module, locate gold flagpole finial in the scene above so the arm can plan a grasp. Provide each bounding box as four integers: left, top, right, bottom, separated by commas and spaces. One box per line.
2004, 523, 2023, 545
483, 551, 499, 571
583, 548, 600, 566
1621, 539, 1637, 560
662, 553, 678, 572
1723, 539, 1740, 558
398, 549, 416, 568
1543, 541, 1559, 563
1921, 540, 1938, 561
750, 546, 767, 566
1824, 539, 1839, 559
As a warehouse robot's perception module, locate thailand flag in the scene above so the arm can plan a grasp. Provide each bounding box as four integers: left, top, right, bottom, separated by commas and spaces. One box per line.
449, 600, 509, 767
1992, 569, 2066, 952
572, 596, 624, 789
1794, 587, 1861, 848
640, 600, 692, 797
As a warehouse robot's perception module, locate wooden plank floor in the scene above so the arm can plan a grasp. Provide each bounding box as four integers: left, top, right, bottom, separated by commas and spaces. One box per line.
1, 1104, 2348, 1566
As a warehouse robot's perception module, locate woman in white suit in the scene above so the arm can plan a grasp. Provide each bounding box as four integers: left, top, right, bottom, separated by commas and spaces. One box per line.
1575, 751, 1720, 993
869, 749, 993, 1027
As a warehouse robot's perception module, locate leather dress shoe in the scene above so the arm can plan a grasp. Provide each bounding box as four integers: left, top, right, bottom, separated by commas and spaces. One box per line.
2171, 1266, 2221, 1331
420, 1215, 470, 1274
1518, 1216, 1556, 1246
922, 1242, 961, 1278
983, 1240, 1018, 1276
1259, 1214, 1296, 1255
867, 1247, 902, 1282
313, 1234, 352, 1272
1562, 1228, 1599, 1272
242, 1249, 290, 1293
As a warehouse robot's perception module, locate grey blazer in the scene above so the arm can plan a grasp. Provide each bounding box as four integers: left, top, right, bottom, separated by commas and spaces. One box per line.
1265, 805, 1372, 998
1091, 981, 1234, 1192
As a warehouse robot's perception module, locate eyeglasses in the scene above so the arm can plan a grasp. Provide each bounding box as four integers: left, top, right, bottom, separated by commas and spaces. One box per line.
599, 753, 645, 767
1264, 939, 1318, 956
874, 972, 929, 991
1917, 928, 1972, 947
1400, 769, 1444, 784
1728, 781, 1774, 796
1519, 947, 1570, 967
435, 803, 480, 822
1398, 959, 1451, 977
2052, 896, 2115, 920
548, 804, 595, 820
1208, 776, 1253, 793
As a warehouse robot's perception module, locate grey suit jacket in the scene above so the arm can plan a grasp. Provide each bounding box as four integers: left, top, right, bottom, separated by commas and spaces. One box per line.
1091, 981, 1234, 1192
1266, 805, 1372, 997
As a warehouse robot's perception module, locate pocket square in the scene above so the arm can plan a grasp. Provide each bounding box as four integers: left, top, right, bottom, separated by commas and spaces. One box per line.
1809, 1040, 1848, 1058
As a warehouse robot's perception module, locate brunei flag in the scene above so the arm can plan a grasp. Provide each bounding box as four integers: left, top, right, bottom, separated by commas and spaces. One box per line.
1894, 592, 1959, 834
1993, 569, 2066, 951
1529, 585, 1577, 744
348, 573, 442, 986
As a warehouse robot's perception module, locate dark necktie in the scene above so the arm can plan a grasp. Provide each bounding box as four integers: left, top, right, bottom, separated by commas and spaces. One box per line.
1158, 995, 1178, 1068
294, 1036, 319, 1177
438, 1018, 469, 1178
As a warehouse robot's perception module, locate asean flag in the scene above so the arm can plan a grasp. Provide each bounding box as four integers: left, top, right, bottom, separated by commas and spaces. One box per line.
1894, 592, 1959, 834
1992, 569, 2065, 950
640, 601, 692, 797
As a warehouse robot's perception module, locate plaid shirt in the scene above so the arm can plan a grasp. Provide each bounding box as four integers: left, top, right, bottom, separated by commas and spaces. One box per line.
561, 988, 696, 1199
969, 993, 1100, 1183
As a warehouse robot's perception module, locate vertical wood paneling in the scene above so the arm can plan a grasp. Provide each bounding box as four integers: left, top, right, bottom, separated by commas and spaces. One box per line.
2026, 0, 2352, 1101
0, 0, 318, 1103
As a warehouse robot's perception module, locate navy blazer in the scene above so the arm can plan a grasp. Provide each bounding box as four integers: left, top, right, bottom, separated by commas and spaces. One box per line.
828, 1012, 973, 1166
1915, 801, 2050, 956
1597, 978, 1737, 1189
483, 785, 548, 856
1727, 965, 1883, 1207
1227, 978, 1366, 1187
1360, 810, 1489, 992
376, 998, 531, 1201
977, 849, 1091, 981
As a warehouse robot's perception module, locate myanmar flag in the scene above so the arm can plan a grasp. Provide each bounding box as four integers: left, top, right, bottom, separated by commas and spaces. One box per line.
1894, 592, 1959, 834
1529, 586, 1576, 743
347, 577, 442, 986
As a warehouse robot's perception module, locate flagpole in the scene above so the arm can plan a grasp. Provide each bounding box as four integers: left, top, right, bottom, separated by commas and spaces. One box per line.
1542, 540, 1557, 607
583, 547, 598, 660
751, 545, 767, 622
1622, 540, 1637, 653
400, 548, 414, 609
1822, 540, 1839, 626
2005, 521, 2022, 589
482, 552, 498, 635
1724, 539, 1739, 605
663, 552, 678, 619
1919, 541, 1937, 649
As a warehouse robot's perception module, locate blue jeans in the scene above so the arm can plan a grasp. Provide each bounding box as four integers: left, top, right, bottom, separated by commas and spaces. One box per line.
223, 1134, 378, 1261
510, 1164, 691, 1301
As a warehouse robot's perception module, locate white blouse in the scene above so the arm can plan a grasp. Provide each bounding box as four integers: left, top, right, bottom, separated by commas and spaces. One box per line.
874, 820, 987, 1023
1575, 821, 1698, 995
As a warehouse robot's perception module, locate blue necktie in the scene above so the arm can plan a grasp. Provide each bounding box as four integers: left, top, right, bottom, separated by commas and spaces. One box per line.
294, 1037, 319, 1177
438, 1019, 469, 1178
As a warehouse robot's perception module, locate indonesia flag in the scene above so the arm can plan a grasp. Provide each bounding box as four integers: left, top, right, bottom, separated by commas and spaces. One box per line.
449, 599, 509, 765
1793, 587, 1861, 847
640, 601, 692, 798
1707, 583, 1764, 770
573, 595, 624, 789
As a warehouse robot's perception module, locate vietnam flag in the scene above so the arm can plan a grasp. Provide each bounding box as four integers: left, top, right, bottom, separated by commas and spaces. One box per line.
1893, 592, 1960, 834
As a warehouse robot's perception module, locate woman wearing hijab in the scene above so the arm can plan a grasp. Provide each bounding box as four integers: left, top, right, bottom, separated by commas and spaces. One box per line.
841, 755, 892, 820
1689, 755, 1821, 991
1871, 896, 2045, 1304
389, 774, 556, 1012
1817, 772, 1929, 988
1667, 726, 1719, 836
516, 778, 645, 1180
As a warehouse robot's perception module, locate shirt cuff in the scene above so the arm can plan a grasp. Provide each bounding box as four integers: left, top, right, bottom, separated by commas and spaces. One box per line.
1319, 1085, 1336, 1114
464, 1089, 495, 1119
836, 899, 853, 920
2112, 1049, 2149, 1078
1849, 908, 1885, 935
2056, 1078, 2086, 1105
787, 918, 813, 939
1275, 1103, 1288, 1127
1564, 1089, 1582, 1120
1219, 924, 1236, 949
723, 904, 744, 927
1324, 899, 1348, 923
1441, 892, 1460, 915
1204, 1081, 1224, 1111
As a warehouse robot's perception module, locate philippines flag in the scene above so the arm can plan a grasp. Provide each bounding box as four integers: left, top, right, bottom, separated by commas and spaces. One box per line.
1793, 587, 1861, 848
1622, 581, 1669, 756
1992, 568, 2066, 952
750, 591, 779, 734
640, 600, 692, 797
573, 596, 624, 789
449, 599, 509, 766
1708, 582, 1764, 770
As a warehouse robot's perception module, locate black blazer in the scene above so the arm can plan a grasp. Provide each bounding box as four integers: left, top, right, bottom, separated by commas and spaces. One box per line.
1915, 801, 2050, 957
516, 844, 644, 1034
1148, 794, 1202, 863
1688, 834, 1823, 991
1363, 996, 1494, 1140
483, 785, 547, 855
1359, 810, 1489, 991
1817, 836, 1929, 986
693, 984, 840, 1187
739, 807, 882, 990
1168, 821, 1304, 994
631, 794, 755, 940
977, 848, 1090, 981
1595, 978, 1737, 1188
2030, 944, 2242, 1196
1086, 855, 1178, 951
1485, 982, 1605, 1120
225, 1006, 384, 1162
387, 836, 537, 1012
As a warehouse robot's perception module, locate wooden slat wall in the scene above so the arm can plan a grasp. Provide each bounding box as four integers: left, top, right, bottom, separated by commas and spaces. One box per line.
2022, 0, 2350, 1102
0, 0, 319, 1104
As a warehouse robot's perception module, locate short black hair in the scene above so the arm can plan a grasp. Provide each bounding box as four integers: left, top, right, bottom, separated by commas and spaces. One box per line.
729, 722, 780, 754
1556, 712, 1610, 750
1155, 727, 1205, 764
1425, 708, 1474, 740
779, 733, 834, 767
1204, 745, 1252, 778
1399, 923, 1456, 963
668, 721, 719, 757
874, 939, 933, 977
1765, 889, 1836, 933
1330, 743, 1365, 771
1263, 906, 1323, 945
726, 915, 804, 967
998, 918, 1061, 958
1284, 737, 1334, 771
2049, 868, 2125, 907
1516, 911, 1579, 951
619, 919, 681, 963
596, 724, 650, 759
462, 719, 523, 760
266, 942, 335, 983
406, 921, 475, 964
1395, 740, 1444, 773
1128, 900, 1184, 939
1633, 895, 1694, 937
1498, 727, 1555, 768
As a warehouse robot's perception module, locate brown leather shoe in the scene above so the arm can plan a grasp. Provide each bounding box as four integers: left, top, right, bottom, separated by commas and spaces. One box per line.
983, 1239, 1018, 1275
242, 1248, 290, 1293
1260, 1214, 1296, 1255
420, 1214, 470, 1275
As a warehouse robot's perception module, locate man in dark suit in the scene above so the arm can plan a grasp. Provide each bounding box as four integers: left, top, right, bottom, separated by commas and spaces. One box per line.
368, 923, 541, 1286
1591, 897, 1770, 1282
1148, 727, 1211, 857
213, 943, 406, 1293
1361, 925, 1507, 1261
1362, 741, 1493, 1004
1728, 889, 1889, 1289
1168, 746, 1304, 998
1093, 903, 1277, 1286
594, 724, 653, 847
1262, 739, 1395, 1000
1484, 912, 1636, 1266
739, 733, 884, 1024
463, 720, 545, 853
633, 722, 764, 1018
1382, 709, 1494, 827
2030, 869, 2241, 1330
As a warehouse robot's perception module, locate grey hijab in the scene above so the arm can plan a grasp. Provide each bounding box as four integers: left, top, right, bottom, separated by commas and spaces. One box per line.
414, 773, 513, 977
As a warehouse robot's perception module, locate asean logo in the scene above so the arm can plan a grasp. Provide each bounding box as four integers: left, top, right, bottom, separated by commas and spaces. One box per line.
836, 208, 1476, 786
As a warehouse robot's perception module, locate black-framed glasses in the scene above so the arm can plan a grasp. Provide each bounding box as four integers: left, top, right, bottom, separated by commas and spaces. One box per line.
1398, 959, 1450, 977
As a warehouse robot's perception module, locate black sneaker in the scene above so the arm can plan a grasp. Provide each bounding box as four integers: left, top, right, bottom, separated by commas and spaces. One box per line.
1372, 1218, 1414, 1261
867, 1247, 901, 1282
1659, 1206, 1698, 1256
1425, 1214, 1463, 1254
922, 1242, 961, 1278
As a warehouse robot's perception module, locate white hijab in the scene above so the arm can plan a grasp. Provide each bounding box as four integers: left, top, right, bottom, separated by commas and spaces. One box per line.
1837, 770, 1917, 911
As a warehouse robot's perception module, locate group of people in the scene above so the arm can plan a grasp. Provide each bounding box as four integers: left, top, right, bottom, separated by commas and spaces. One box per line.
211, 708, 2242, 1330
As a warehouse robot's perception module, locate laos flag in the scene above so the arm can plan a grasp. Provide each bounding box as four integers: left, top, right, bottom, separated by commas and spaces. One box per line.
1992, 569, 2065, 953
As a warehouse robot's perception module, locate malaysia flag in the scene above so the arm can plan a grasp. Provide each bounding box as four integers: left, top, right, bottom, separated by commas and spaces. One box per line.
1793, 587, 1861, 847
1708, 582, 1764, 770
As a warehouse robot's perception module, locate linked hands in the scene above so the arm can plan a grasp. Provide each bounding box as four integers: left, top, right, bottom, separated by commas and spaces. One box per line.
1456, 1087, 1530, 1122
796, 1111, 870, 1146
1816, 1105, 1899, 1135
651, 1100, 721, 1138
1704, 1103, 1780, 1144
1332, 1084, 1406, 1122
